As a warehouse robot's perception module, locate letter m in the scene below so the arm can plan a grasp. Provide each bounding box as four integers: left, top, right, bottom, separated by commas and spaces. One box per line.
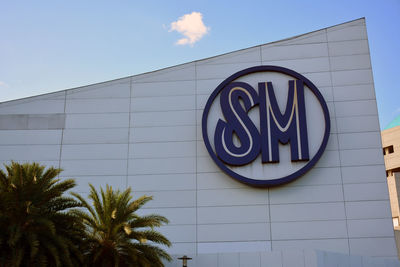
259, 80, 309, 163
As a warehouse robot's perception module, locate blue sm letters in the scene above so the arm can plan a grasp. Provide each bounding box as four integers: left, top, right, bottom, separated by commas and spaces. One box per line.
214, 80, 309, 166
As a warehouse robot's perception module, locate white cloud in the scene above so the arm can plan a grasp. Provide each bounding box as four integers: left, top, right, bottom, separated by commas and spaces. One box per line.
0, 81, 8, 87
169, 12, 210, 46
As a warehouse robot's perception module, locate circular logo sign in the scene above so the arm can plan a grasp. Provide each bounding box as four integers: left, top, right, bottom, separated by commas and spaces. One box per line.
202, 66, 330, 187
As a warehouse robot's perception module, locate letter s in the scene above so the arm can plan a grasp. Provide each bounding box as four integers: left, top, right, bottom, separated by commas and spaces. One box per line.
214, 82, 261, 166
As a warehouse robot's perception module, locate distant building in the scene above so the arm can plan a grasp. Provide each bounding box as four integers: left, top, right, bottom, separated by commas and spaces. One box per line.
382, 116, 400, 257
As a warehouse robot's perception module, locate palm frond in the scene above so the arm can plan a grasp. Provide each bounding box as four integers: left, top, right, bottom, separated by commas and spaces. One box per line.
0, 162, 85, 266
73, 184, 172, 266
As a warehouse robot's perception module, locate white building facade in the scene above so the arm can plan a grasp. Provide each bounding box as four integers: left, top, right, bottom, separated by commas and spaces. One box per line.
0, 18, 398, 266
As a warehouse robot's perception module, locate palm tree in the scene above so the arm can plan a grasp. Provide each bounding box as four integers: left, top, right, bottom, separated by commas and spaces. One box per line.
71, 184, 172, 267
0, 162, 85, 267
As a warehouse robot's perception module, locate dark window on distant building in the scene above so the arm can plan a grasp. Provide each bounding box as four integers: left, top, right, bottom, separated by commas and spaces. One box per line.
386, 167, 400, 177
384, 145, 394, 155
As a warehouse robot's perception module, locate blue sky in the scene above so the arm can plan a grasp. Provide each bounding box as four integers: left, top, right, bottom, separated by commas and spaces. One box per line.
0, 0, 399, 129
